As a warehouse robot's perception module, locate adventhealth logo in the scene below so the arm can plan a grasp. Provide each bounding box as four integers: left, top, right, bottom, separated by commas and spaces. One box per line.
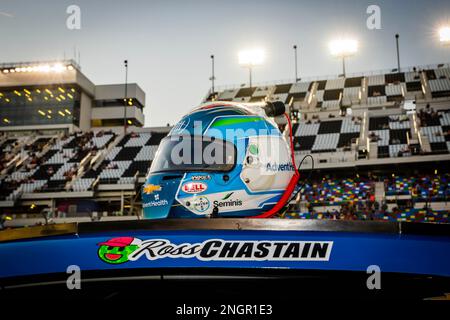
266, 163, 295, 172
143, 199, 169, 208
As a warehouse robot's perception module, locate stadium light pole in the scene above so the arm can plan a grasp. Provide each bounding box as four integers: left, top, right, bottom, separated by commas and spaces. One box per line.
238, 49, 264, 88
329, 39, 358, 77
210, 54, 216, 94
293, 45, 299, 82
395, 34, 401, 73
123, 60, 128, 135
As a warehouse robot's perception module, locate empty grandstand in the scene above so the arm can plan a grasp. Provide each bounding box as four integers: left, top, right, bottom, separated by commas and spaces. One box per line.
0, 60, 170, 225
205, 63, 450, 223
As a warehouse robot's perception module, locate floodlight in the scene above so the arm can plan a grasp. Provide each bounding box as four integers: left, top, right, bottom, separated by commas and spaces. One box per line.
52, 63, 65, 73
329, 39, 358, 57
238, 49, 265, 67
439, 26, 450, 44
329, 38, 358, 77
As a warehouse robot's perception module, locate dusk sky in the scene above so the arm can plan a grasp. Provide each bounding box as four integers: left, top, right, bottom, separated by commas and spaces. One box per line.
1, 0, 450, 126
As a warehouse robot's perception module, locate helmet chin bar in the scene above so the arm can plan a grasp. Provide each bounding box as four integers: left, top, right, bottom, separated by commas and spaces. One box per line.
250, 172, 300, 218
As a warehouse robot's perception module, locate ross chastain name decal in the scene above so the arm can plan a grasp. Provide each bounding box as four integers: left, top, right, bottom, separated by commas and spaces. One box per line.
97, 237, 333, 264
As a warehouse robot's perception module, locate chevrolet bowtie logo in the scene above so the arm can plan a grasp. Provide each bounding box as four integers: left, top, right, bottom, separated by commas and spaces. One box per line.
143, 184, 162, 194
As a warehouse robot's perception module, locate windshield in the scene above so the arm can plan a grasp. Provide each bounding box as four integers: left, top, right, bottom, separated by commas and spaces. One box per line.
149, 135, 236, 173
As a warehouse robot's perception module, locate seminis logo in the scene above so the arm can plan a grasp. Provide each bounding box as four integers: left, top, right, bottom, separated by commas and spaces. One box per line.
97, 237, 141, 264
97, 238, 333, 264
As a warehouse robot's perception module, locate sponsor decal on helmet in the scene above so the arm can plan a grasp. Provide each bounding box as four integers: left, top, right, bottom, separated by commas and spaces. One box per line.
192, 196, 210, 213
182, 182, 208, 194
213, 192, 242, 208
248, 144, 259, 155
97, 238, 333, 264
265, 162, 295, 172
192, 175, 211, 181
143, 198, 169, 208
213, 199, 243, 208
222, 192, 234, 200
143, 184, 162, 194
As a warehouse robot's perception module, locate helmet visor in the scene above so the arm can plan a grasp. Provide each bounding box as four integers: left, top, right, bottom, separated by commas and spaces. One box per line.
149, 135, 236, 173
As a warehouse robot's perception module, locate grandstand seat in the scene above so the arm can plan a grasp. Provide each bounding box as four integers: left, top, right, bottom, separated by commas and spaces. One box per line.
321, 100, 340, 110
273, 84, 292, 94
311, 133, 339, 152
295, 122, 320, 136
368, 85, 386, 97
368, 96, 387, 105
406, 81, 422, 92
72, 178, 95, 192
341, 118, 361, 133
385, 83, 404, 97
342, 87, 360, 104
324, 78, 345, 90
235, 87, 256, 98
315, 90, 324, 103
425, 69, 437, 80
323, 89, 343, 101
316, 80, 326, 90
293, 117, 361, 153
368, 74, 385, 86
1, 131, 116, 197
318, 120, 342, 134
344, 77, 363, 87
389, 129, 409, 144
369, 115, 413, 158
420, 126, 445, 143
389, 144, 409, 157
286, 92, 306, 105
385, 72, 405, 84
249, 96, 265, 103
89, 132, 166, 185
369, 117, 389, 131
92, 133, 115, 149
252, 86, 272, 97
123, 133, 151, 147
293, 136, 315, 151
217, 89, 239, 101
337, 133, 359, 148
270, 93, 289, 103
429, 79, 450, 98
43, 180, 67, 192
378, 146, 389, 158
122, 161, 151, 177
114, 147, 142, 161
289, 82, 311, 93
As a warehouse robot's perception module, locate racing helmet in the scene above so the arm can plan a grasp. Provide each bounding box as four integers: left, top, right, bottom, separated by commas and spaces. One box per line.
142, 101, 298, 219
